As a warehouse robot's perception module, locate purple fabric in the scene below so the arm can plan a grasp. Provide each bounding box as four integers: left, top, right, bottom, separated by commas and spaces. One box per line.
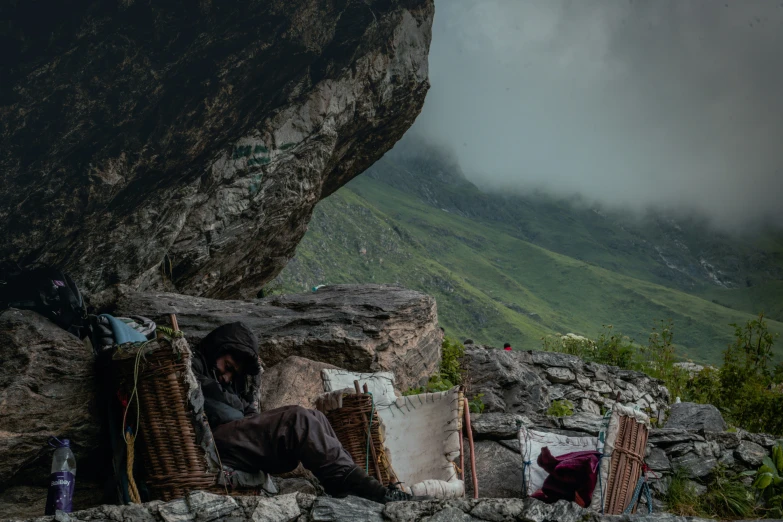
530, 447, 601, 507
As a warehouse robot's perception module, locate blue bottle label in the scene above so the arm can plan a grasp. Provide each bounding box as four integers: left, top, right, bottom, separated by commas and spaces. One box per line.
45, 471, 75, 515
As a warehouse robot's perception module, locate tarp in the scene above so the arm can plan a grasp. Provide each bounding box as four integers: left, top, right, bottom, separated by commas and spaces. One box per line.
518, 426, 599, 497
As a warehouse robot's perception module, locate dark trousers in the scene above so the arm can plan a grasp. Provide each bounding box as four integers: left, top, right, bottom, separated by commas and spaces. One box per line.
212, 405, 356, 491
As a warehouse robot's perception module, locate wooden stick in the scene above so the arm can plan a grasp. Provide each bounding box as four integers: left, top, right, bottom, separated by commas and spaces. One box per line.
463, 397, 479, 499
354, 380, 383, 483
169, 314, 179, 332
459, 397, 465, 483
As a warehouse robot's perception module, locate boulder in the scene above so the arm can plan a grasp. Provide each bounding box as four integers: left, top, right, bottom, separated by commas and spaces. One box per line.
470, 413, 530, 440
703, 431, 741, 449
645, 447, 672, 472
664, 402, 727, 432
0, 0, 433, 300
464, 440, 526, 498
670, 452, 718, 479
648, 429, 705, 445
558, 412, 603, 435
0, 310, 101, 490
96, 284, 442, 391
260, 357, 338, 411
311, 496, 384, 522
735, 440, 767, 467
462, 349, 551, 419
741, 430, 777, 449
544, 367, 576, 384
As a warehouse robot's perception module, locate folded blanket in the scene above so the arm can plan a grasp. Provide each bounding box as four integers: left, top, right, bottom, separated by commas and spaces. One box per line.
97, 314, 148, 345
531, 448, 601, 507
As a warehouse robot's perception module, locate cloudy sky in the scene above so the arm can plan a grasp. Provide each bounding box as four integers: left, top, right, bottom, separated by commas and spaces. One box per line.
410, 0, 783, 229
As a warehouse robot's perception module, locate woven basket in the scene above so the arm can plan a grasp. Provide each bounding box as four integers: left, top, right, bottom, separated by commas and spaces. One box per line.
603, 414, 649, 514
326, 394, 397, 486
114, 338, 219, 501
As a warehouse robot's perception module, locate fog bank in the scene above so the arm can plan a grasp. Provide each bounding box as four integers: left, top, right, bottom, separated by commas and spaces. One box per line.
410, 0, 783, 230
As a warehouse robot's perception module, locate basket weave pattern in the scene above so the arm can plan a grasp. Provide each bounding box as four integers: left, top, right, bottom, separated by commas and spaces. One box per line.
603, 414, 649, 514
326, 394, 397, 486
115, 340, 218, 501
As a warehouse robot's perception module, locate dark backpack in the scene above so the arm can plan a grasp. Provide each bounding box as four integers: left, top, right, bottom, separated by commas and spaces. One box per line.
0, 265, 88, 337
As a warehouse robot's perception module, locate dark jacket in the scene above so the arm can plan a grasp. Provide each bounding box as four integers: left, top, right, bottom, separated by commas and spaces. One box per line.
191, 322, 260, 429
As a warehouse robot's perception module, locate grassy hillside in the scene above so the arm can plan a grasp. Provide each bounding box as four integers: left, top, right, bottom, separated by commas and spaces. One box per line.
276, 155, 783, 364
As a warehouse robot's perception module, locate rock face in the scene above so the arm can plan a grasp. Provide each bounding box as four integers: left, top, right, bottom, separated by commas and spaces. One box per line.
259, 356, 338, 411
0, 0, 433, 299
95, 284, 442, 391
463, 348, 670, 428
664, 402, 727, 432
7, 489, 709, 522
0, 310, 100, 490
463, 441, 526, 499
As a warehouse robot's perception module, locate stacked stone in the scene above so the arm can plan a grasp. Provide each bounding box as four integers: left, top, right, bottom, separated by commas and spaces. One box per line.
8, 490, 718, 522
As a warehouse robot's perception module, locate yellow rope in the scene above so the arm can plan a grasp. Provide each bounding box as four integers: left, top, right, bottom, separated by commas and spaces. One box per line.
125, 432, 141, 503
122, 345, 146, 504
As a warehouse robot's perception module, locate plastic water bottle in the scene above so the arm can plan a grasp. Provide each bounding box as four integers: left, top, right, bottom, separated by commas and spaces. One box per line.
45, 438, 76, 515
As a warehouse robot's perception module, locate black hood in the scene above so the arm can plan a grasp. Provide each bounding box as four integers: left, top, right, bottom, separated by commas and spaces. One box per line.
198, 322, 260, 376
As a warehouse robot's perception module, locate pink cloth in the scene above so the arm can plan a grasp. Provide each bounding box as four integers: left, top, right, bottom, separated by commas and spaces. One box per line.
530, 447, 601, 507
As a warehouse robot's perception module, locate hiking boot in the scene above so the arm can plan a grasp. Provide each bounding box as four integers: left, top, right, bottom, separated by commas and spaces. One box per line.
335, 467, 387, 501
335, 468, 433, 504
384, 483, 434, 503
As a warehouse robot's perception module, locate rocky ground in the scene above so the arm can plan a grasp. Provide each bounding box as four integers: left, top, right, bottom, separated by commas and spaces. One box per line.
9, 490, 717, 522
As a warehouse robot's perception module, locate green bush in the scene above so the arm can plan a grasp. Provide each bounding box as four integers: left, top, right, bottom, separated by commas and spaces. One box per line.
404, 336, 465, 396
685, 313, 783, 435
469, 393, 485, 414
666, 465, 755, 519
749, 441, 783, 518
699, 465, 755, 519
638, 320, 690, 401
664, 467, 700, 517
595, 325, 636, 368
547, 399, 574, 417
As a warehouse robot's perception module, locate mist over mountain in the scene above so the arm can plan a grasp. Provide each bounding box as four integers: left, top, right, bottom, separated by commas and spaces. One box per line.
411, 0, 783, 231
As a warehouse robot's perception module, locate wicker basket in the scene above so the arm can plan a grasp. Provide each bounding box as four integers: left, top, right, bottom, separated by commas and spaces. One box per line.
113, 338, 219, 501
326, 393, 397, 486
603, 414, 649, 514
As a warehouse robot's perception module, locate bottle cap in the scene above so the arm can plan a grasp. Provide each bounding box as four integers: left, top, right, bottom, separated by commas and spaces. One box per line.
48, 437, 70, 448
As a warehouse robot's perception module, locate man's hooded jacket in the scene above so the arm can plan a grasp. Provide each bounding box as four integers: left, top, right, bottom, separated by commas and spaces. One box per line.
192, 322, 261, 429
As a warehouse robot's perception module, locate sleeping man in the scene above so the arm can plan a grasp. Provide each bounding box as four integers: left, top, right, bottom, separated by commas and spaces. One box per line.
191, 321, 422, 503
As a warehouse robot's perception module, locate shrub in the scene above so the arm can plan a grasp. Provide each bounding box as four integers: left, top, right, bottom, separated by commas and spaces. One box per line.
699, 465, 755, 519
542, 332, 596, 360
404, 336, 465, 395
469, 393, 485, 414
595, 325, 636, 368
748, 442, 783, 518
664, 467, 700, 517
688, 313, 783, 435
638, 320, 690, 400
547, 399, 574, 417
667, 465, 755, 519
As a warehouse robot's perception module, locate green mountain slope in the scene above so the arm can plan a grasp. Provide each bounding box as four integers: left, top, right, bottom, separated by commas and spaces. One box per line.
276, 151, 783, 363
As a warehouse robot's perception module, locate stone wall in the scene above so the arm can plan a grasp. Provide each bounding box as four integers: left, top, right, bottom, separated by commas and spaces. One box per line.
463, 348, 778, 509
464, 347, 670, 431
8, 489, 717, 522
